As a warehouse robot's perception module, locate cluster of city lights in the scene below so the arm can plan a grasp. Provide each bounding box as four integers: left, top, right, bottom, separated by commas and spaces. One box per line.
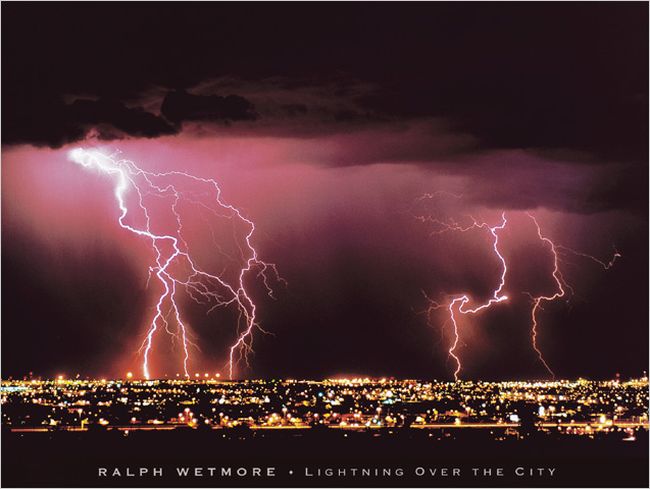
2, 376, 647, 441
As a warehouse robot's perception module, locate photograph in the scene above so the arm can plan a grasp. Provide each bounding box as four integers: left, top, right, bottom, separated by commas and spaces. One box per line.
1, 2, 648, 487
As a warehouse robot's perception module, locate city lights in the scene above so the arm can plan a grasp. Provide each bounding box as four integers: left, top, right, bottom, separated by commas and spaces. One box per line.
2, 377, 647, 439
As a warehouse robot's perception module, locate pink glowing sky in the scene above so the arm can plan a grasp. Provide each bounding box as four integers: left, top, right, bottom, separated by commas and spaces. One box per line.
2, 126, 646, 379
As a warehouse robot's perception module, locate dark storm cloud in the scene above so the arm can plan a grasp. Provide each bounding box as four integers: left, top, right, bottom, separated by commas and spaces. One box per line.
160, 90, 257, 124
2, 2, 646, 163
3, 97, 176, 148
3, 90, 260, 148
356, 80, 648, 165
1, 1, 646, 216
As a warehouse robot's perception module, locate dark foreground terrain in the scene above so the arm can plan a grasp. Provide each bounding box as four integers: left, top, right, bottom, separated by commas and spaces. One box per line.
2, 428, 648, 487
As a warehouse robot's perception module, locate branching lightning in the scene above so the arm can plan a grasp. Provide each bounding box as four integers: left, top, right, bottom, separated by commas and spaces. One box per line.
525, 213, 567, 378
525, 213, 620, 378
423, 212, 509, 381
417, 195, 620, 381
68, 148, 283, 380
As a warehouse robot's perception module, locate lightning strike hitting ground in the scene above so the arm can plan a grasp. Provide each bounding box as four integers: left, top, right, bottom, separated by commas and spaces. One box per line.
68, 148, 283, 380
525, 213, 621, 378
417, 195, 620, 381
422, 212, 509, 381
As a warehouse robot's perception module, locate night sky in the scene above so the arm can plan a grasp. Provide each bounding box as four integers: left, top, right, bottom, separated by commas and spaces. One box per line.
2, 3, 648, 380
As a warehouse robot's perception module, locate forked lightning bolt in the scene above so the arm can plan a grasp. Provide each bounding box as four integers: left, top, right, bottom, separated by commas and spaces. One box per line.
525, 213, 620, 378
68, 148, 283, 380
418, 195, 620, 380
525, 213, 567, 378
423, 212, 509, 380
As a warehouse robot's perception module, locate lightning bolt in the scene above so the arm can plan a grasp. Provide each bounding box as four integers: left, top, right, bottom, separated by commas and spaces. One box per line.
68, 148, 283, 380
424, 212, 509, 381
557, 245, 621, 270
417, 193, 620, 380
525, 213, 620, 378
